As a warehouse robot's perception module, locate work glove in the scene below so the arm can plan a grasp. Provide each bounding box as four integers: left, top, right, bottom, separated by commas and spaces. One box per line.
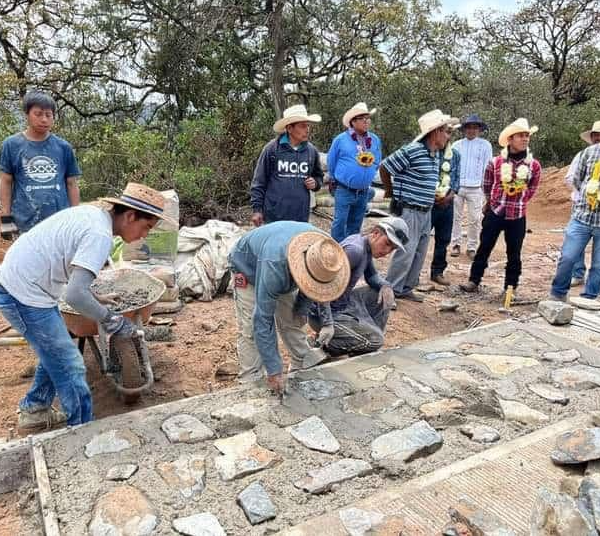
378, 285, 396, 311
317, 324, 335, 347
0, 215, 17, 240
101, 314, 139, 338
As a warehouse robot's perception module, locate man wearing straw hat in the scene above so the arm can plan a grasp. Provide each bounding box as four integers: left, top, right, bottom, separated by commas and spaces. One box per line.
460, 118, 541, 296
250, 104, 324, 227
0, 183, 174, 431
228, 221, 350, 394
379, 109, 459, 302
327, 102, 382, 242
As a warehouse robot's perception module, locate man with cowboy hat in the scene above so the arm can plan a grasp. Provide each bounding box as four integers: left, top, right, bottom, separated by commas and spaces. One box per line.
327, 102, 382, 243
550, 121, 600, 301
0, 182, 174, 431
308, 217, 408, 356
461, 118, 541, 296
379, 109, 459, 301
228, 221, 350, 394
250, 104, 324, 226
450, 114, 493, 260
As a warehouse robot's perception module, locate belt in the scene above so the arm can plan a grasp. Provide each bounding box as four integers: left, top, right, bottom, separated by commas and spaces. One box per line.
401, 202, 430, 213
337, 182, 370, 194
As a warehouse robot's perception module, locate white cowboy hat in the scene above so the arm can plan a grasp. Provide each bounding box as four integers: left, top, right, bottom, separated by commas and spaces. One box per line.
342, 102, 377, 128
498, 118, 539, 148
273, 104, 322, 134
413, 109, 459, 142
580, 121, 600, 145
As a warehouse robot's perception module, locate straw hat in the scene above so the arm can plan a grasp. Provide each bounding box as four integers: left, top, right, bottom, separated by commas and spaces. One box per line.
580, 121, 600, 144
273, 105, 322, 134
101, 182, 178, 226
413, 109, 459, 142
343, 102, 377, 128
498, 118, 539, 148
287, 232, 350, 302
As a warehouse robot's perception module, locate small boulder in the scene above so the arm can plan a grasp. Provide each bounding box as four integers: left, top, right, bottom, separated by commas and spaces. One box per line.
538, 300, 574, 325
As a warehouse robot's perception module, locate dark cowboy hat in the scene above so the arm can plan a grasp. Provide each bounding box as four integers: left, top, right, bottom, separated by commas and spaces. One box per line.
460, 113, 488, 132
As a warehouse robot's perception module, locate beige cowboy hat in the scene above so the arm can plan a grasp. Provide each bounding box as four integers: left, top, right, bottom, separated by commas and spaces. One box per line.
498, 118, 539, 147
287, 232, 350, 302
343, 102, 377, 128
101, 182, 178, 227
580, 121, 600, 144
273, 104, 322, 134
413, 109, 459, 142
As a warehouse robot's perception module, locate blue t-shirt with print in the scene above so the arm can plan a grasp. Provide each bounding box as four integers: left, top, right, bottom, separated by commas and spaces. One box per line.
0, 133, 81, 232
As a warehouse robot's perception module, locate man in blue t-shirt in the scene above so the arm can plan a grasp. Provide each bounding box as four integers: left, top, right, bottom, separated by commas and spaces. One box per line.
0, 91, 81, 234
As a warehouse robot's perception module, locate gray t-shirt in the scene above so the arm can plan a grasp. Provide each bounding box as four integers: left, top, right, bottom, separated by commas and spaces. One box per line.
0, 205, 113, 307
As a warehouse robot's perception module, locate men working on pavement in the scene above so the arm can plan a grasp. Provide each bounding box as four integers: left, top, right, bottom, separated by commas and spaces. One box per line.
328, 102, 382, 242
228, 221, 350, 394
461, 118, 541, 297
450, 114, 493, 260
380, 109, 459, 302
1, 91, 81, 235
0, 183, 171, 431
250, 105, 323, 226
308, 217, 409, 357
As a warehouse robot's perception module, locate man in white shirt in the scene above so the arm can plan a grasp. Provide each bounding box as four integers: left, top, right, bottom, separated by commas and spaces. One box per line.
450, 114, 493, 260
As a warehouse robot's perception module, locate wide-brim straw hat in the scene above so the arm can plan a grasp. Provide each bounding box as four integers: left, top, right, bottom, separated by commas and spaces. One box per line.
101, 182, 178, 227
273, 104, 322, 134
580, 121, 600, 144
413, 109, 459, 142
343, 102, 377, 128
498, 118, 539, 147
287, 231, 350, 303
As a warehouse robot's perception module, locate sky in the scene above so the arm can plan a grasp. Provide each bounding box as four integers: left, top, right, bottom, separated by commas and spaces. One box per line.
441, 0, 519, 19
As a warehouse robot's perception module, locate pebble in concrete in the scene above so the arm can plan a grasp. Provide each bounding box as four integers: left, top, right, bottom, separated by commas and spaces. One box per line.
570, 297, 600, 311
538, 300, 574, 325
551, 365, 600, 390
552, 428, 600, 464
287, 416, 340, 454
237, 481, 277, 525
499, 399, 549, 425
419, 398, 465, 418
295, 379, 353, 400
371, 420, 443, 463
464, 353, 539, 376
438, 368, 478, 386
156, 454, 206, 498
338, 507, 385, 536
541, 348, 580, 364
172, 512, 226, 536
211, 398, 270, 425
401, 375, 434, 394
161, 414, 214, 443
84, 429, 140, 458
358, 365, 394, 382
294, 459, 373, 494
459, 424, 500, 444
88, 485, 157, 536
528, 383, 569, 405
449, 498, 516, 536
105, 463, 138, 481
530, 487, 596, 535
423, 351, 459, 361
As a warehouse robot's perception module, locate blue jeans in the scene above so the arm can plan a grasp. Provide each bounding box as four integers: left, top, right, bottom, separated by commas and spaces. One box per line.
0, 287, 92, 425
551, 218, 600, 299
331, 184, 370, 243
572, 251, 586, 280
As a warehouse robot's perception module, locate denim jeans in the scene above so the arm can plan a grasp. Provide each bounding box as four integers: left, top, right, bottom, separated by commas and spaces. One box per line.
551, 218, 600, 299
0, 286, 92, 425
331, 185, 370, 243
430, 203, 454, 277
572, 250, 587, 280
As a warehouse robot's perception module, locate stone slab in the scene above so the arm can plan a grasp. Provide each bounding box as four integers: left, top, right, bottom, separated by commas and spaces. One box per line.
460, 425, 500, 444
294, 459, 373, 494
172, 512, 226, 535
371, 420, 443, 463
156, 454, 206, 498
84, 429, 139, 458
463, 353, 539, 375
528, 383, 569, 405
161, 414, 214, 443
237, 481, 277, 525
105, 463, 138, 481
499, 399, 549, 425
551, 365, 600, 390
287, 416, 340, 454
552, 428, 600, 464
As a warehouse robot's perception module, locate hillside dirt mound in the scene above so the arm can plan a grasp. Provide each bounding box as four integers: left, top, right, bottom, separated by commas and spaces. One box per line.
527, 166, 571, 227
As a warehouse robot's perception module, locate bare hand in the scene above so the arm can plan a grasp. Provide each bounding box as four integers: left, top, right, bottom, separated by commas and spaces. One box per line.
304, 177, 317, 190
377, 285, 396, 310
94, 292, 121, 306
251, 212, 264, 227
267, 373, 285, 394
482, 201, 489, 215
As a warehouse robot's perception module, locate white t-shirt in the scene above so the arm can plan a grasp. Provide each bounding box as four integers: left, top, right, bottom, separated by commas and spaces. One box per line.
0, 205, 113, 307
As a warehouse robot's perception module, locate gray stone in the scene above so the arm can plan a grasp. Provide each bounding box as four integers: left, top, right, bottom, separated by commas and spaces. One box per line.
551, 366, 600, 390
172, 513, 226, 536
465, 353, 539, 376
156, 454, 206, 498
401, 375, 434, 394
237, 481, 277, 525
294, 459, 373, 494
439, 369, 478, 386
105, 463, 138, 481
211, 398, 270, 426
530, 487, 596, 535
419, 399, 466, 425
89, 485, 157, 536
357, 365, 394, 382
295, 379, 353, 400
552, 428, 600, 464
559, 476, 583, 498
338, 507, 385, 536
541, 348, 581, 364
570, 297, 600, 310
342, 389, 400, 415
371, 420, 443, 463
460, 425, 500, 444
528, 383, 569, 405
578, 475, 600, 514
459, 386, 503, 418
586, 460, 600, 476
438, 300, 460, 312
449, 497, 516, 535
423, 351, 459, 361
538, 300, 574, 325
84, 429, 140, 458
161, 414, 214, 443
591, 411, 600, 427
287, 416, 340, 454
499, 399, 549, 425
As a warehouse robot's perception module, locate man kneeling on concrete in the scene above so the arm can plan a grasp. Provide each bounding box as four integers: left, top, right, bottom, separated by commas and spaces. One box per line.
228, 221, 350, 394
308, 217, 409, 357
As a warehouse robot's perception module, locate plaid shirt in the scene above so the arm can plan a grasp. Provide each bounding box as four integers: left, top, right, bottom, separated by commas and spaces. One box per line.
571, 143, 600, 227
483, 154, 542, 220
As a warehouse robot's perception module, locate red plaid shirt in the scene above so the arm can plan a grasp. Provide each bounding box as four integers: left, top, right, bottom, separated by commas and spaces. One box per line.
483, 154, 542, 220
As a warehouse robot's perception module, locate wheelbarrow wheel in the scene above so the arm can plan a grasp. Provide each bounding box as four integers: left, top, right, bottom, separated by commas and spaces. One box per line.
112, 338, 143, 404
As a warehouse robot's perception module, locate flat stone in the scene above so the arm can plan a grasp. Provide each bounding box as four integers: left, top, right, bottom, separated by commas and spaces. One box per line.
559, 475, 583, 498
401, 375, 434, 394
449, 497, 516, 535
287, 416, 340, 454
499, 399, 549, 425
338, 507, 385, 536
552, 428, 600, 464
295, 379, 353, 400
551, 365, 600, 390
541, 348, 580, 364
371, 420, 443, 462
459, 386, 503, 418
465, 353, 539, 375
84, 429, 140, 458
528, 383, 569, 405
89, 485, 157, 536
531, 487, 596, 535
591, 411, 600, 427
342, 389, 400, 415
294, 458, 373, 494
423, 351, 459, 361
578, 475, 600, 513
439, 300, 460, 312
161, 414, 214, 443
538, 300, 574, 325
105, 463, 138, 481
211, 399, 271, 423
460, 425, 500, 444
156, 454, 206, 498
570, 297, 600, 311
172, 512, 226, 536
358, 365, 394, 382
439, 369, 478, 386
419, 398, 465, 418
237, 481, 277, 525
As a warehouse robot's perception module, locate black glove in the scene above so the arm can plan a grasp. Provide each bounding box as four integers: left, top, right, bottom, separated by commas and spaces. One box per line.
1, 215, 17, 240
101, 314, 139, 338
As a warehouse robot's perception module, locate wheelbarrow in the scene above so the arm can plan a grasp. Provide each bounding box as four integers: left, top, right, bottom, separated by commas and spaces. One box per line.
60, 269, 166, 404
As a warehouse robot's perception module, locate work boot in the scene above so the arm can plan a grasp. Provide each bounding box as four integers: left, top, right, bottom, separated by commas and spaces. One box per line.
431, 274, 451, 286
17, 407, 67, 433
467, 250, 476, 261
548, 292, 567, 303
571, 277, 585, 287
460, 281, 480, 293
397, 290, 425, 303
450, 245, 460, 257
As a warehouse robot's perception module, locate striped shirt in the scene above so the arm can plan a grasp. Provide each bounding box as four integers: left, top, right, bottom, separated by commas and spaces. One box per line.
571, 143, 600, 227
452, 137, 493, 188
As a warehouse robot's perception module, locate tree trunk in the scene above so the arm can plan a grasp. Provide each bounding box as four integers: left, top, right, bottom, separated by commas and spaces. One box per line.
268, 0, 286, 117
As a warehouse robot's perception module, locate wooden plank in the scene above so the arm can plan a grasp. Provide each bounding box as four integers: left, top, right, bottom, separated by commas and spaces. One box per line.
30, 439, 61, 536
